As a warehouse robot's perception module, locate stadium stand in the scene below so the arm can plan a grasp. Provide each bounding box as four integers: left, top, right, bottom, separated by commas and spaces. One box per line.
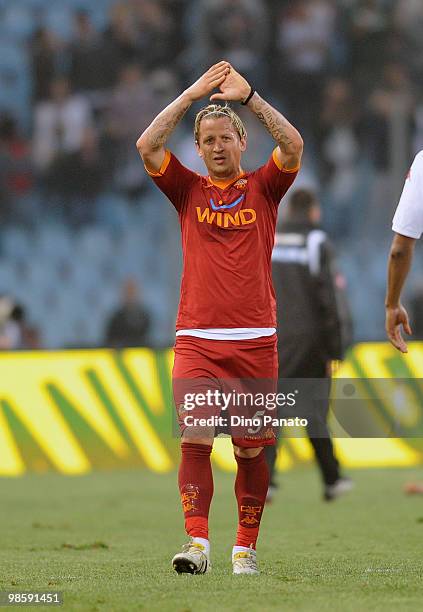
0, 0, 422, 348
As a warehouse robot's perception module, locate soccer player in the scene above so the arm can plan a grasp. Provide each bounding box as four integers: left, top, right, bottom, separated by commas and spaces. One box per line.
136, 62, 303, 574
386, 150, 423, 494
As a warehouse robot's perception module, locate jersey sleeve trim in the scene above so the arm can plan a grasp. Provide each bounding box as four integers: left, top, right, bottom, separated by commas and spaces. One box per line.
272, 148, 301, 173
144, 149, 172, 177
392, 225, 421, 239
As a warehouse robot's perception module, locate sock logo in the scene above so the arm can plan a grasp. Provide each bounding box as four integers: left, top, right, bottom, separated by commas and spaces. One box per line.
240, 504, 262, 526
181, 484, 200, 513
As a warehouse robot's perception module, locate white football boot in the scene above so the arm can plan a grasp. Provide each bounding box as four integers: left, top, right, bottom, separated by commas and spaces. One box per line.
232, 546, 259, 575
172, 539, 211, 574
324, 477, 354, 501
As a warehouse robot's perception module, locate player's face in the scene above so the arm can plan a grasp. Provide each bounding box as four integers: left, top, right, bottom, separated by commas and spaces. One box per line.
196, 117, 246, 179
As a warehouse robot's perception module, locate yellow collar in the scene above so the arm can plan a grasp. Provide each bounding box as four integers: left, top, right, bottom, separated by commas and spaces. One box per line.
206, 171, 245, 190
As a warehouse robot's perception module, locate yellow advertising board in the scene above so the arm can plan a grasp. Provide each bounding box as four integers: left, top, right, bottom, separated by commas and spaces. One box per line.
0, 344, 422, 476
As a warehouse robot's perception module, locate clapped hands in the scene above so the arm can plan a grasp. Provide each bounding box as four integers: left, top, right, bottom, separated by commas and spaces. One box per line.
184, 62, 251, 104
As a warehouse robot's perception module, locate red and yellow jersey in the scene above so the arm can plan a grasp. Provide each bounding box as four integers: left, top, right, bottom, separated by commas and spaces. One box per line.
147, 149, 299, 330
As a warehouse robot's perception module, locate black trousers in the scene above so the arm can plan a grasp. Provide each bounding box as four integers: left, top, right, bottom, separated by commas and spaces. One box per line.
265, 335, 340, 487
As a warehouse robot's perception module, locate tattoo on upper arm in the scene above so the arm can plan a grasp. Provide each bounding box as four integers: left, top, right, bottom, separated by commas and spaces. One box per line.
249, 95, 296, 155
147, 104, 190, 151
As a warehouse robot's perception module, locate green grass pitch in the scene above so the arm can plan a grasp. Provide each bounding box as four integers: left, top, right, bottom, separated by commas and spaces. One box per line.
1, 466, 423, 611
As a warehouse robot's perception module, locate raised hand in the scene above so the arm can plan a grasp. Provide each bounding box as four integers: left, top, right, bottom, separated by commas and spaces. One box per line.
385, 304, 412, 353
185, 62, 231, 103
210, 65, 251, 102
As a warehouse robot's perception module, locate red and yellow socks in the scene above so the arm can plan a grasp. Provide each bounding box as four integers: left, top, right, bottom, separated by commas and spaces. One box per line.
178, 444, 269, 554
178, 442, 213, 539
234, 450, 269, 549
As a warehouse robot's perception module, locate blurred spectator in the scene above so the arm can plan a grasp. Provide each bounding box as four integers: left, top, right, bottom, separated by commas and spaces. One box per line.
180, 0, 267, 87
0, 295, 40, 351
413, 100, 423, 154
0, 296, 18, 350
0, 297, 40, 350
106, 63, 155, 197
103, 2, 143, 77
149, 68, 180, 110
363, 62, 413, 171
394, 0, 423, 82
66, 127, 107, 195
46, 127, 110, 226
134, 0, 179, 70
29, 27, 64, 102
275, 0, 336, 141
10, 303, 42, 349
362, 62, 414, 238
409, 281, 423, 340
0, 114, 34, 224
68, 10, 117, 94
32, 77, 93, 173
105, 278, 151, 348
317, 79, 361, 237
32, 77, 95, 223
348, 0, 392, 93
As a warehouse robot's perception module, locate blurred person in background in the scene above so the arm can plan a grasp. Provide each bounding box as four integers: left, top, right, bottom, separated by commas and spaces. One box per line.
133, 0, 179, 70
364, 62, 414, 172
348, 0, 391, 92
32, 77, 93, 179
137, 61, 302, 575
386, 149, 423, 495
363, 62, 415, 237
107, 63, 155, 198
149, 68, 180, 110
105, 278, 151, 348
0, 295, 18, 350
29, 27, 64, 103
68, 10, 116, 95
0, 297, 40, 350
201, 0, 268, 88
266, 188, 353, 502
409, 281, 423, 340
10, 303, 41, 350
317, 78, 361, 239
181, 0, 268, 89
103, 2, 141, 79
32, 77, 94, 223
0, 114, 34, 225
48, 126, 109, 226
275, 0, 336, 144
393, 0, 423, 84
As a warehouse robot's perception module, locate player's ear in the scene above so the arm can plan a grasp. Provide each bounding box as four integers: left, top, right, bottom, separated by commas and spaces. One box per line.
196, 142, 204, 158
240, 136, 247, 152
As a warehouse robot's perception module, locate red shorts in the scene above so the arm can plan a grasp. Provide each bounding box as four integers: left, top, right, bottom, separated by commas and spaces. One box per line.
172, 334, 278, 447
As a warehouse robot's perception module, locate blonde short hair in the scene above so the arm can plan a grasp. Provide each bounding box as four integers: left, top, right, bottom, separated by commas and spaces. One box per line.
194, 104, 247, 144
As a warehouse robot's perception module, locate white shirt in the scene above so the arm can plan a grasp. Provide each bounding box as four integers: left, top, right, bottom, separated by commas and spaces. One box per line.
392, 151, 423, 238
33, 95, 92, 171
176, 328, 276, 341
